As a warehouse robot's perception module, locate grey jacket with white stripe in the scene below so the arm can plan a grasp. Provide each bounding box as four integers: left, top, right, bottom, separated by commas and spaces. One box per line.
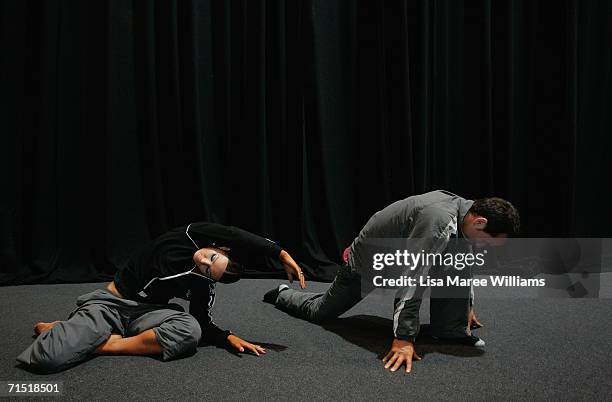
347, 190, 474, 341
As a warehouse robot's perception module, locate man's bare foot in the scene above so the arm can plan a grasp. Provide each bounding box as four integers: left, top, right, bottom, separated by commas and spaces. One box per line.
95, 334, 123, 354
34, 321, 60, 336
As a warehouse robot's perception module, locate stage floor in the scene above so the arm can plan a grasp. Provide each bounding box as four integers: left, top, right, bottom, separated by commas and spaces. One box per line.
1, 280, 611, 401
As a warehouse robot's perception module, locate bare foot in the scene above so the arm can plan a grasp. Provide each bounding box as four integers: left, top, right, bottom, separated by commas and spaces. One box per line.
95, 334, 123, 354
34, 321, 60, 336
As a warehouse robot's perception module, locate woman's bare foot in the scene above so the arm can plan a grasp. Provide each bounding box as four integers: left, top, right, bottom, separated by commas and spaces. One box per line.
34, 321, 60, 336
95, 334, 124, 354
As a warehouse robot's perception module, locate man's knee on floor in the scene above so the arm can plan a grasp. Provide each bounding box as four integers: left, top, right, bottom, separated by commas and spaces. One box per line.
155, 313, 201, 361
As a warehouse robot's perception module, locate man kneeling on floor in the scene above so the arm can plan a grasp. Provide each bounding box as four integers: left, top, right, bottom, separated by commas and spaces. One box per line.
264, 190, 519, 373
17, 222, 306, 373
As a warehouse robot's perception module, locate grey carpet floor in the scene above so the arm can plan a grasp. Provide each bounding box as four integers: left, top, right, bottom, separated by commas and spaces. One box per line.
1, 280, 611, 401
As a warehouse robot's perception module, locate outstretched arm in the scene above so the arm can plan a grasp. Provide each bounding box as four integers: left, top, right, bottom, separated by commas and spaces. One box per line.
187, 223, 283, 259
385, 212, 454, 373
188, 223, 307, 288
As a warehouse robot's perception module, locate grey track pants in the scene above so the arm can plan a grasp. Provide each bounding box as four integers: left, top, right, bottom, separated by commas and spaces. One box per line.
17, 289, 201, 373
275, 264, 471, 338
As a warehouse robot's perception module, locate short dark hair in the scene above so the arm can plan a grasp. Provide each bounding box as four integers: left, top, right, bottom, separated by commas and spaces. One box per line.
469, 197, 520, 236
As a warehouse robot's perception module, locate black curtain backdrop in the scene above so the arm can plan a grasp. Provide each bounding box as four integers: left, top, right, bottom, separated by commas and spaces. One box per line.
1, 0, 611, 285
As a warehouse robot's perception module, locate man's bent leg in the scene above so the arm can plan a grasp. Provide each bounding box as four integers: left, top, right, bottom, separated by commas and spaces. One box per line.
275, 265, 362, 323
126, 309, 201, 361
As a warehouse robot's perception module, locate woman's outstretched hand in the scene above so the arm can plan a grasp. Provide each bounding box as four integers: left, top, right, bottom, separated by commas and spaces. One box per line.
279, 250, 306, 289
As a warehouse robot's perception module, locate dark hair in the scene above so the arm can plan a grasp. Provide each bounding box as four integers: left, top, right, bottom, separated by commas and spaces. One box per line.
469, 197, 520, 236
218, 260, 244, 284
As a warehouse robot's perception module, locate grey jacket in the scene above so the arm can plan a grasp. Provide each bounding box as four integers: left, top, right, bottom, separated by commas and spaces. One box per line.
348, 190, 474, 341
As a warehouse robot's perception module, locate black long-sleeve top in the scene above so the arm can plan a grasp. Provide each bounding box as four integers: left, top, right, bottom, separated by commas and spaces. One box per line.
114, 222, 283, 347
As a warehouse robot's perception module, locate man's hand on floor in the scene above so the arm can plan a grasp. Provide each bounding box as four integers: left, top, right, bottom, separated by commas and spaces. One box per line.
227, 334, 267, 356
383, 338, 421, 373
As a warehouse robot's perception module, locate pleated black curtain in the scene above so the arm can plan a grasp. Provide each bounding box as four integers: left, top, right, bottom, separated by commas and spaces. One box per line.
1, 0, 611, 285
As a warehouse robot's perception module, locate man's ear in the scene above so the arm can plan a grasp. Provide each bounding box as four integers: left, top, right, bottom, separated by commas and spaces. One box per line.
474, 217, 488, 230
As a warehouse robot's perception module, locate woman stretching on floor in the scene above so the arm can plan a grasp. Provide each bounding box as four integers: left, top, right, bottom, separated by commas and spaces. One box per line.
17, 222, 306, 373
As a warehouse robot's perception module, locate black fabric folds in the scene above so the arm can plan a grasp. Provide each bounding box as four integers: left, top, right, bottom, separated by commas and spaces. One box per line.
1, 1, 610, 285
